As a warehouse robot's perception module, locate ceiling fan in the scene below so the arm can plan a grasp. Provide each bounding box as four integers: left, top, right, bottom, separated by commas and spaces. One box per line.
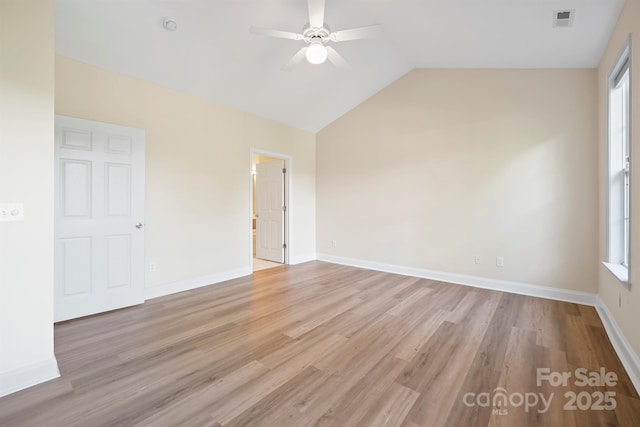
250, 0, 382, 71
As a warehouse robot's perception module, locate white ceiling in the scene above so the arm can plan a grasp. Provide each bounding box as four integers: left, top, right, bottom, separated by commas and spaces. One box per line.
55, 0, 625, 132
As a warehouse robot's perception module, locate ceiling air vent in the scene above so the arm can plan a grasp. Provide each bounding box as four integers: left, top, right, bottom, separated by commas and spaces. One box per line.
553, 10, 575, 28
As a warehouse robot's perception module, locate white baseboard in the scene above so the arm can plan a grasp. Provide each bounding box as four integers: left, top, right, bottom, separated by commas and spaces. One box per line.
316, 253, 596, 305
290, 253, 317, 265
145, 266, 252, 300
0, 357, 60, 398
595, 296, 640, 394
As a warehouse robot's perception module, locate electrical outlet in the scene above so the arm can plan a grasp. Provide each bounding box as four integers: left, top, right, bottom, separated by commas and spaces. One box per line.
475, 255, 482, 265
496, 256, 504, 267
332, 240, 337, 248
149, 262, 157, 272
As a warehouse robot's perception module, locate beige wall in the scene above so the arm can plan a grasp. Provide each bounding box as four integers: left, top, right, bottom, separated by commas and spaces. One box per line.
0, 0, 57, 390
55, 56, 316, 289
598, 0, 640, 357
317, 69, 598, 293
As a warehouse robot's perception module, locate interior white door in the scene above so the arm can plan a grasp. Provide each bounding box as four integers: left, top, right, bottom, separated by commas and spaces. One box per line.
255, 160, 285, 263
54, 115, 145, 322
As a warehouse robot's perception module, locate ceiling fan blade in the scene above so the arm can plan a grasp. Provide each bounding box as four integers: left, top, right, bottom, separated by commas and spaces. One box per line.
250, 26, 303, 41
282, 47, 308, 72
329, 25, 382, 42
326, 46, 348, 69
308, 0, 325, 28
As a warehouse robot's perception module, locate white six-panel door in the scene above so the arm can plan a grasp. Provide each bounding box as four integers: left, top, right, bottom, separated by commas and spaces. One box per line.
255, 160, 285, 263
54, 116, 145, 322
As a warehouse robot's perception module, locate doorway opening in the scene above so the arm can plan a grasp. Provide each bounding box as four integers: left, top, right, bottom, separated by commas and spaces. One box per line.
250, 150, 290, 272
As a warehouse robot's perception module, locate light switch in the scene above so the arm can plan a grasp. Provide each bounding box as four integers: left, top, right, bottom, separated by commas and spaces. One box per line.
0, 203, 24, 222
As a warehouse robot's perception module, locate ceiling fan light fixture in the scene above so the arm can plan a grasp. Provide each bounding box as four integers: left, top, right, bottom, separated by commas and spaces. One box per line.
305, 43, 327, 64
249, 1, 380, 70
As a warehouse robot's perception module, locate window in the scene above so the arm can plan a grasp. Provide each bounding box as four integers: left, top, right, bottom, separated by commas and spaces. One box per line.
605, 43, 631, 285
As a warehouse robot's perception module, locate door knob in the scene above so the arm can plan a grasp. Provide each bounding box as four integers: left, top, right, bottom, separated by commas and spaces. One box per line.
135, 222, 144, 229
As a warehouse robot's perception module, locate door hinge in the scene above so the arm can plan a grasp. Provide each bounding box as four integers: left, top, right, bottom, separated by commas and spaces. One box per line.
282, 167, 287, 174
283, 205, 287, 212
283, 243, 287, 249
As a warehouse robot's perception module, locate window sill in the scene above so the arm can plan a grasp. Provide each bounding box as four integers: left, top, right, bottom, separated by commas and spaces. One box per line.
602, 262, 631, 289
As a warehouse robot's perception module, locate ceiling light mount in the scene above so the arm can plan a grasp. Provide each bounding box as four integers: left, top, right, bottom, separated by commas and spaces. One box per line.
162, 17, 177, 32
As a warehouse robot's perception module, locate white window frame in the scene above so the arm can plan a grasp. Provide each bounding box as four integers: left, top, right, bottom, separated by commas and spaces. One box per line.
604, 38, 632, 288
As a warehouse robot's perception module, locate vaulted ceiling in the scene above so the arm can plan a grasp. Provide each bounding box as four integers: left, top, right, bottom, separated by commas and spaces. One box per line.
55, 0, 625, 132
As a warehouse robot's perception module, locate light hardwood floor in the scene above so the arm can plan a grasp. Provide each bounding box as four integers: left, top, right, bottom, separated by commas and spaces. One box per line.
252, 257, 282, 272
0, 261, 639, 426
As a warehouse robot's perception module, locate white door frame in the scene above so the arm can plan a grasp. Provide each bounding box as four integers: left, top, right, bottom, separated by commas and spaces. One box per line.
250, 149, 291, 268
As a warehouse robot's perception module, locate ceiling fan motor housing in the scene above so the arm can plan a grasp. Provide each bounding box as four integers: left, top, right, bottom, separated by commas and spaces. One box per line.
302, 25, 331, 44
